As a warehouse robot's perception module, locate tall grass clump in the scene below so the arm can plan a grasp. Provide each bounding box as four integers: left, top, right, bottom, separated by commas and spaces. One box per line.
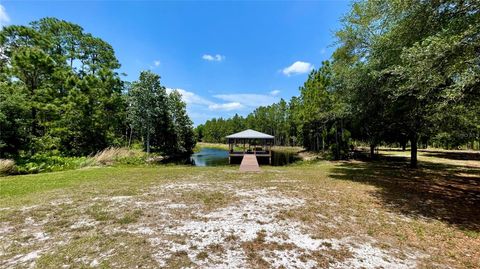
0, 159, 15, 175
92, 147, 146, 165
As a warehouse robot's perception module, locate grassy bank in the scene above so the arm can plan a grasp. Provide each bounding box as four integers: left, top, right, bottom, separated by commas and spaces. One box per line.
0, 148, 154, 177
195, 142, 230, 151
1, 149, 479, 268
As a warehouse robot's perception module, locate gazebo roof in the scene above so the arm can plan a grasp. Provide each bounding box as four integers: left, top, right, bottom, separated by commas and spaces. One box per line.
226, 129, 274, 139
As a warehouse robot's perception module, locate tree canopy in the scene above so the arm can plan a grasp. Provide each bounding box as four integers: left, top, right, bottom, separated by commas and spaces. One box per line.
0, 18, 195, 158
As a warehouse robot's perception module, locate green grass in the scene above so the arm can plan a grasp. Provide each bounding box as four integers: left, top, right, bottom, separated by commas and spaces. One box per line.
196, 142, 230, 151
181, 190, 236, 210
0, 166, 197, 207
14, 154, 89, 174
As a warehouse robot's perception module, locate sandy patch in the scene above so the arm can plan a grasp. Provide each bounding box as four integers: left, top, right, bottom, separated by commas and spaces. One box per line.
134, 184, 424, 268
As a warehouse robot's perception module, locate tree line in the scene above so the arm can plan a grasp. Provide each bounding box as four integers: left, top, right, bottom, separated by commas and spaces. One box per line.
197, 0, 480, 167
0, 18, 195, 159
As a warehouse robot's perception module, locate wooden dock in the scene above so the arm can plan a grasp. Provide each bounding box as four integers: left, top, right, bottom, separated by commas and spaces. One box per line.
239, 154, 261, 172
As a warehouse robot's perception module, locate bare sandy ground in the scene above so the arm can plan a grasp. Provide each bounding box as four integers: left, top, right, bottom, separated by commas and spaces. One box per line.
1, 178, 427, 268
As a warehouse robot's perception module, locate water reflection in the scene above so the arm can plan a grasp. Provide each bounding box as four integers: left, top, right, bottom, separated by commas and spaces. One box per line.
190, 148, 229, 166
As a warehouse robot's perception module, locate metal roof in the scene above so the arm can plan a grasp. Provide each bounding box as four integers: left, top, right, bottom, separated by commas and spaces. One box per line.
226, 129, 274, 139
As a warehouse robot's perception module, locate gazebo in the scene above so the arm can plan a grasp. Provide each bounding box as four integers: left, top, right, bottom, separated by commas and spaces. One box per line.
226, 129, 274, 165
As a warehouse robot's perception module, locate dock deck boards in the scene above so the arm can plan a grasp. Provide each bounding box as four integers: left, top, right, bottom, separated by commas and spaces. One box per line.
239, 154, 261, 172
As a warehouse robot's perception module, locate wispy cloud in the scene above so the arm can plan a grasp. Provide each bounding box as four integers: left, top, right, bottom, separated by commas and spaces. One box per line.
0, 4, 10, 27
270, 90, 280, 96
202, 54, 225, 62
166, 88, 213, 106
214, 94, 278, 107
208, 102, 243, 111
282, 61, 313, 76
153, 60, 160, 67
166, 88, 245, 112
166, 88, 281, 124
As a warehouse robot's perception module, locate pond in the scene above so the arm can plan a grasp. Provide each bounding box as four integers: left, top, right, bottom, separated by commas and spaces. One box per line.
189, 147, 299, 167
189, 147, 230, 166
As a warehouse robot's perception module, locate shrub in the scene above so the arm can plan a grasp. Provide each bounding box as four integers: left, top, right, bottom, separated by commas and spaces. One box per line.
0, 159, 15, 175
14, 154, 89, 174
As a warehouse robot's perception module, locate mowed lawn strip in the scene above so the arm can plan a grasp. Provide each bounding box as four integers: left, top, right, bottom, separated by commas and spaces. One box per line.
0, 166, 206, 207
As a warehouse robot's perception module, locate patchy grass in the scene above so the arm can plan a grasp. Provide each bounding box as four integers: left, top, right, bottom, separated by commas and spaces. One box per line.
0, 150, 479, 268
117, 209, 143, 225
35, 233, 156, 268
181, 190, 235, 210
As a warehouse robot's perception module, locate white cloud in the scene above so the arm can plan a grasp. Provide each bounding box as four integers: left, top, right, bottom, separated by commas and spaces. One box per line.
0, 4, 10, 27
166, 88, 213, 106
153, 60, 160, 67
208, 102, 243, 111
202, 54, 225, 62
166, 88, 243, 112
270, 90, 280, 96
165, 88, 281, 124
282, 61, 314, 76
214, 94, 278, 107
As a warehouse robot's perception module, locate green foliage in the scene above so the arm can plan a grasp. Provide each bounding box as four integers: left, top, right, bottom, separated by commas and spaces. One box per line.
331, 0, 480, 166
0, 83, 30, 158
127, 72, 195, 155
0, 17, 195, 166
168, 90, 196, 155
0, 17, 126, 157
14, 154, 88, 174
127, 71, 168, 154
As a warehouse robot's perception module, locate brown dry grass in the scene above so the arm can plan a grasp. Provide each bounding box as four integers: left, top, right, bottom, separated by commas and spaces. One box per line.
0, 159, 15, 174
92, 147, 144, 165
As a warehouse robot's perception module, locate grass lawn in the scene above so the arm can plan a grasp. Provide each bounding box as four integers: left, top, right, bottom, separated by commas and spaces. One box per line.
0, 150, 479, 268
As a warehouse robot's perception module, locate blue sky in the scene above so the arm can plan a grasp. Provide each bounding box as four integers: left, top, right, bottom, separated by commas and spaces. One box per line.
0, 0, 350, 125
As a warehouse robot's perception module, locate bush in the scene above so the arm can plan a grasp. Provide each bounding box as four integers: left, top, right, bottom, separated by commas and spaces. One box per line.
0, 159, 15, 175
14, 154, 89, 174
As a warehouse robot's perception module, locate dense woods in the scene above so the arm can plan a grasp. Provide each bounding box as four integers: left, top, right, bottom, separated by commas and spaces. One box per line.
197, 0, 480, 167
0, 18, 195, 160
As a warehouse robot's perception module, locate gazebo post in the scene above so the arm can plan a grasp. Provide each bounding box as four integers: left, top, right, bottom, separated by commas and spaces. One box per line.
268, 139, 272, 164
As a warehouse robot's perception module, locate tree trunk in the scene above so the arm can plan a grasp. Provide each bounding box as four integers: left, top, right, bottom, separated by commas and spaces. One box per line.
401, 139, 406, 151
322, 135, 325, 153
335, 125, 340, 160
410, 134, 418, 168
128, 126, 133, 148
146, 131, 150, 154
370, 144, 375, 159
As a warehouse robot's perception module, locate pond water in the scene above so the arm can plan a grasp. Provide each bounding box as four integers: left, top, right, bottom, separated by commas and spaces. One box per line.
189, 147, 230, 166
189, 147, 299, 167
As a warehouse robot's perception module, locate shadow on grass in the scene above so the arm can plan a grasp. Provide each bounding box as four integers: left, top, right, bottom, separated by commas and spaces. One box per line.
420, 150, 480, 161
329, 156, 480, 231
